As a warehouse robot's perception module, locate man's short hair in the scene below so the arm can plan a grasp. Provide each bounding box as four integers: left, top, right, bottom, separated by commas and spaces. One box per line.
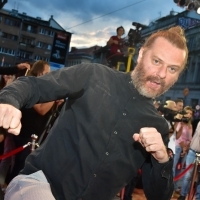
174, 99, 183, 104
116, 26, 125, 35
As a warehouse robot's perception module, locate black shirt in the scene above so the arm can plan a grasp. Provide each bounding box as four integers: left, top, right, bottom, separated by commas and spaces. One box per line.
0, 63, 173, 200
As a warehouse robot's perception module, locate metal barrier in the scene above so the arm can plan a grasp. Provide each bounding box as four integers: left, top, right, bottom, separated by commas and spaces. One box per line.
0, 134, 39, 161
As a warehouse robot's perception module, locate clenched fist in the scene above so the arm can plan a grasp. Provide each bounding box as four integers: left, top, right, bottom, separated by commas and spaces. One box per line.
0, 104, 22, 135
133, 127, 169, 163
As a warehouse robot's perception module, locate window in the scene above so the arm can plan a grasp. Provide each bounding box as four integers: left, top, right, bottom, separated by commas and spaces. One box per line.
47, 44, 51, 50
18, 50, 32, 60
4, 18, 20, 27
37, 42, 42, 48
27, 25, 32, 32
34, 55, 49, 62
37, 41, 49, 49
50, 31, 54, 37
39, 28, 54, 37
39, 28, 45, 34
0, 46, 15, 56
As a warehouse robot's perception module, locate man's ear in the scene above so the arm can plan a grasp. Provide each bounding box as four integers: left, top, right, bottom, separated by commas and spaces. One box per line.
137, 47, 144, 63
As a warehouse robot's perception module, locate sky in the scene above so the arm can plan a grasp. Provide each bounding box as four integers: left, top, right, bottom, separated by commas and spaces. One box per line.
4, 0, 185, 49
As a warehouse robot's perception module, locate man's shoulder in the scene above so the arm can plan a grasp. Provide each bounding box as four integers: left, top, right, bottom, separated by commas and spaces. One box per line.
111, 35, 118, 40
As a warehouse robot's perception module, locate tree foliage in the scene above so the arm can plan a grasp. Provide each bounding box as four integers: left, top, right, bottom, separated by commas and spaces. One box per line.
0, 0, 8, 10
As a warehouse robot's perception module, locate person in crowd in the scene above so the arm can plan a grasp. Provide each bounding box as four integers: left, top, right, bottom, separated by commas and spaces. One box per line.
107, 26, 133, 71
173, 106, 193, 194
175, 99, 184, 112
6, 60, 64, 183
0, 63, 30, 75
192, 105, 200, 137
0, 74, 15, 90
162, 100, 177, 131
161, 100, 178, 157
177, 121, 200, 200
0, 26, 188, 200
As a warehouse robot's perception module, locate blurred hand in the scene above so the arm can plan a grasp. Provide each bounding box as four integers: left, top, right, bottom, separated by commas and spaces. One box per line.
17, 63, 30, 70
0, 104, 22, 135
133, 127, 169, 163
0, 134, 4, 143
174, 113, 183, 120
5, 75, 15, 86
55, 99, 65, 107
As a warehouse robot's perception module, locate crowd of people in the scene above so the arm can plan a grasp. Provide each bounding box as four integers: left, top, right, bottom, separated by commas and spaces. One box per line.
0, 25, 198, 200
0, 61, 64, 199
154, 99, 200, 200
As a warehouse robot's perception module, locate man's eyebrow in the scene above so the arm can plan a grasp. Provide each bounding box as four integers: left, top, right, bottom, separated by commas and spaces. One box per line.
153, 56, 182, 69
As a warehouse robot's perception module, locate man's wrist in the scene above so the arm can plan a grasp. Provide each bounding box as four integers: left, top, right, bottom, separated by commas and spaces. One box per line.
158, 154, 169, 163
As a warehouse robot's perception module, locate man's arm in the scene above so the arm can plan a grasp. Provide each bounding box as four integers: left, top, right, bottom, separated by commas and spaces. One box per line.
0, 64, 94, 133
0, 66, 19, 75
0, 64, 92, 109
0, 63, 30, 75
141, 156, 173, 200
133, 127, 173, 199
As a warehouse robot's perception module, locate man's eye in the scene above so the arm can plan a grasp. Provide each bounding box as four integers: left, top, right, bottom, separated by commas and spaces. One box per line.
153, 59, 160, 64
168, 67, 177, 74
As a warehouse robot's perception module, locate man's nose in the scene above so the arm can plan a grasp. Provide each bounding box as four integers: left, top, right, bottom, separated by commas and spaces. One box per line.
156, 65, 167, 79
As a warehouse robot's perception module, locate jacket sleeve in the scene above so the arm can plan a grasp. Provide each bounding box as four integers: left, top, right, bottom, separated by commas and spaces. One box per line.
0, 64, 94, 109
141, 118, 173, 200
141, 155, 174, 200
0, 66, 19, 75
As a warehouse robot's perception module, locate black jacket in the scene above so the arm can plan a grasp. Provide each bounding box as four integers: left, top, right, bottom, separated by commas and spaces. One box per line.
0, 63, 173, 200
0, 66, 20, 75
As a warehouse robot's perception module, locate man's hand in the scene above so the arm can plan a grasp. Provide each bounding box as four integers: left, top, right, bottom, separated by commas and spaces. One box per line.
17, 63, 30, 70
55, 99, 65, 107
133, 127, 169, 163
0, 104, 22, 135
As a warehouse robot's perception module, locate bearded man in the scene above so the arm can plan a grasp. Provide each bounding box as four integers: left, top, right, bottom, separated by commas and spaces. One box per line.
0, 26, 188, 200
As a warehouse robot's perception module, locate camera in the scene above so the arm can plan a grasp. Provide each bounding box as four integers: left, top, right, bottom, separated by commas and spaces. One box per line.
122, 22, 145, 47
157, 104, 190, 123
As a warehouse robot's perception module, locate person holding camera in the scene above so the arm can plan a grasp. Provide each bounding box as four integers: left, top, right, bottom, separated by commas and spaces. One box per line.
175, 99, 184, 113
172, 106, 193, 194
107, 26, 133, 71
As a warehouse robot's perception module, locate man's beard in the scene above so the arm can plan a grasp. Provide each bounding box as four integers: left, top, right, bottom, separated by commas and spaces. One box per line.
131, 61, 177, 99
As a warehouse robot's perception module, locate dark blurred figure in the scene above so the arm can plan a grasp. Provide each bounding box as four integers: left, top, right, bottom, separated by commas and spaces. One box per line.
6, 60, 64, 183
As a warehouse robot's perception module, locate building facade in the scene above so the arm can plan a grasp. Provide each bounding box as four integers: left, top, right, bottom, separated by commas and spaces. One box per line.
66, 45, 101, 67
0, 8, 71, 70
